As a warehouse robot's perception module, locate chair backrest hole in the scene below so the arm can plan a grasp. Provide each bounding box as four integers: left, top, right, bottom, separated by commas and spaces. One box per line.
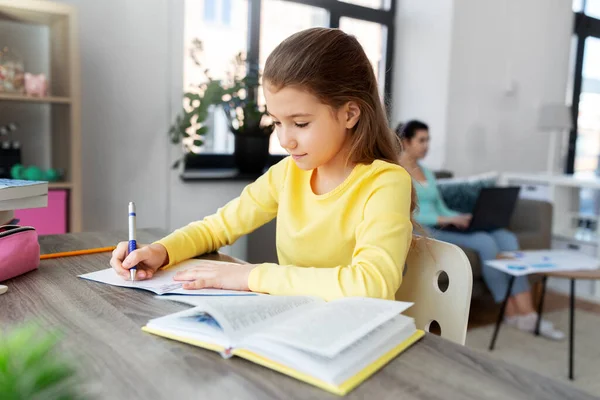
403, 262, 408, 277
426, 320, 442, 336
436, 270, 449, 293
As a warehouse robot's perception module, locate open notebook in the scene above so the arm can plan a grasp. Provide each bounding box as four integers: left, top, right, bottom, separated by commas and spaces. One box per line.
78, 259, 256, 296
143, 295, 424, 395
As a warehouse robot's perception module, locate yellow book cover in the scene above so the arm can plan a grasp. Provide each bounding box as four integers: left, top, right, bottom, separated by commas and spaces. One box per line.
142, 295, 423, 396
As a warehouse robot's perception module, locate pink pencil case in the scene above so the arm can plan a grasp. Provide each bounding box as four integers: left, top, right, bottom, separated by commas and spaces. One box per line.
0, 225, 40, 282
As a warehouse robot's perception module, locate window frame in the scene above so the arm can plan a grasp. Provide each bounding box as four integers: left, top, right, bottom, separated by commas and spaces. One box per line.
184, 0, 397, 172
566, 7, 600, 173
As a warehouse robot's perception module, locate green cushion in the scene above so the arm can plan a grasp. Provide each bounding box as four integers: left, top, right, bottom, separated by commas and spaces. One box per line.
437, 174, 498, 214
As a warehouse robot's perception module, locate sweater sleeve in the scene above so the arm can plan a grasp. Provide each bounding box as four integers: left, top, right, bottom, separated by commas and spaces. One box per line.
155, 158, 289, 268
414, 201, 440, 227
422, 167, 459, 221
247, 168, 413, 301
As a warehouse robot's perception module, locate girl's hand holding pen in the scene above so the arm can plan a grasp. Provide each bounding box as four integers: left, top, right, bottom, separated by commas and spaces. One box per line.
110, 242, 169, 280
109, 240, 256, 291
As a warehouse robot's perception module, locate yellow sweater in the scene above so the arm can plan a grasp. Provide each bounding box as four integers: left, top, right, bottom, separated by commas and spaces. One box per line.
157, 157, 413, 301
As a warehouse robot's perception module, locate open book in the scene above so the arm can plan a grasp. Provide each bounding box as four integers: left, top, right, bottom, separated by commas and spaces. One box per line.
79, 259, 256, 296
142, 295, 424, 395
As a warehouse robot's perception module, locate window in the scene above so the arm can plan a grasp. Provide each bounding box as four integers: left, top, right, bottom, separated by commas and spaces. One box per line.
339, 0, 391, 11
339, 17, 387, 98
567, 6, 600, 215
259, 0, 329, 154
183, 0, 396, 162
202, 0, 233, 25
222, 0, 232, 24
184, 0, 248, 153
574, 37, 600, 175
585, 0, 600, 19
574, 0, 600, 18
203, 0, 217, 22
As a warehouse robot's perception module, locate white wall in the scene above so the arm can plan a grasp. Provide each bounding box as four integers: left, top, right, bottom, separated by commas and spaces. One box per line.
445, 0, 574, 176
393, 0, 574, 176
59, 0, 171, 234
392, 0, 455, 170
53, 0, 248, 256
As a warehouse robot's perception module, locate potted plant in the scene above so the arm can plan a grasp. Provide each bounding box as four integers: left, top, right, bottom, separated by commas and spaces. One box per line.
169, 39, 274, 174
0, 322, 81, 399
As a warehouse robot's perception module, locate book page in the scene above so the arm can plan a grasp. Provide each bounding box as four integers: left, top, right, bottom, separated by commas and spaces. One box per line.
78, 259, 254, 296
248, 297, 412, 358
146, 306, 233, 349
239, 314, 417, 386
186, 296, 323, 342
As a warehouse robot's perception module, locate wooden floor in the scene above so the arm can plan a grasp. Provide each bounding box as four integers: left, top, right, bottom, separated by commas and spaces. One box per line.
468, 289, 600, 330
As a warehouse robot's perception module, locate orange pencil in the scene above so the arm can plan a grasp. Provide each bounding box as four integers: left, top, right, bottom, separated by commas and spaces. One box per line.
40, 246, 116, 260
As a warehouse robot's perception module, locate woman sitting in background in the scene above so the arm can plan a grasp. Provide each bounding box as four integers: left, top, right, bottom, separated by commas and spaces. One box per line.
396, 120, 564, 340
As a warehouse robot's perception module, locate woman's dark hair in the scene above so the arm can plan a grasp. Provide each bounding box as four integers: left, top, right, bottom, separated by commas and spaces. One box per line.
395, 120, 429, 141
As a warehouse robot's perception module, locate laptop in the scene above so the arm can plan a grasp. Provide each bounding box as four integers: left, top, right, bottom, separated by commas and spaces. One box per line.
440, 187, 521, 233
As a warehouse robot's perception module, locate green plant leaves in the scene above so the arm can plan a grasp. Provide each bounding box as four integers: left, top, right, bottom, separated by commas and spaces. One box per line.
168, 38, 275, 165
0, 323, 81, 400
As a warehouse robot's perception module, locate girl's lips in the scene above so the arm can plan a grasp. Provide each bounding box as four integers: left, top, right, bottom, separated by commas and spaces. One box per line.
292, 154, 307, 160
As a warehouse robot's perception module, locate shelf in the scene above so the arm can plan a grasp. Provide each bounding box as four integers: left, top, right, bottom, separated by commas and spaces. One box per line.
553, 229, 599, 246
48, 182, 72, 189
0, 93, 71, 104
0, 0, 72, 26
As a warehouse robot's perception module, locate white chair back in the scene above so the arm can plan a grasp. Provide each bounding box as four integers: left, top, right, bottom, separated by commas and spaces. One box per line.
396, 237, 473, 345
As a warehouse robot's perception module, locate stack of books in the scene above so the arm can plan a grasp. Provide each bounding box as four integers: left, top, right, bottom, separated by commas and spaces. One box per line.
0, 179, 48, 213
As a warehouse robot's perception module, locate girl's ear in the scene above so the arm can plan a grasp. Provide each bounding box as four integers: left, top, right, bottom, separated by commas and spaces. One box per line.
344, 101, 361, 129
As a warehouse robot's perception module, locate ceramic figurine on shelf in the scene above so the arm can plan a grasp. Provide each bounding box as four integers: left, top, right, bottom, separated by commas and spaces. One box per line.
24, 73, 48, 97
10, 164, 63, 182
0, 46, 25, 93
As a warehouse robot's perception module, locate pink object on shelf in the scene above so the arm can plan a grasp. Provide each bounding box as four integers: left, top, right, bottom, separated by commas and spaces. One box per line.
14, 189, 68, 235
24, 72, 48, 97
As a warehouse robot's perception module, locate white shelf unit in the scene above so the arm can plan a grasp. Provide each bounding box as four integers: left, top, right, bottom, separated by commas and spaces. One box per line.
500, 173, 600, 300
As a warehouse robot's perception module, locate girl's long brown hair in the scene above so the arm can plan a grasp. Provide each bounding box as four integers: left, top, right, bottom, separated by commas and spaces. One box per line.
263, 27, 419, 232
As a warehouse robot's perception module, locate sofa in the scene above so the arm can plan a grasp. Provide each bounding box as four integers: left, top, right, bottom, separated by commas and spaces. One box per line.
434, 171, 553, 300
459, 198, 552, 299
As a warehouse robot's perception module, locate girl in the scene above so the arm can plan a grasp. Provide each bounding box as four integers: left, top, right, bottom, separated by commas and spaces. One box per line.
397, 120, 564, 340
109, 28, 416, 301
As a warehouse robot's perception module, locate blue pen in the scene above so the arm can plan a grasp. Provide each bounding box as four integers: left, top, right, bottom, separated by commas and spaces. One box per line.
507, 264, 527, 271
128, 202, 137, 282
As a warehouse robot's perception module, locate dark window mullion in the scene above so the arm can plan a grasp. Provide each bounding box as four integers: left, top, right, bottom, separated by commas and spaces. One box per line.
385, 0, 396, 116
329, 10, 340, 28
247, 0, 262, 103
566, 33, 586, 174
383, 21, 394, 120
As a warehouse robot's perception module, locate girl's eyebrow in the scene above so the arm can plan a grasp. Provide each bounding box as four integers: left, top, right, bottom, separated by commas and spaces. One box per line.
266, 110, 313, 119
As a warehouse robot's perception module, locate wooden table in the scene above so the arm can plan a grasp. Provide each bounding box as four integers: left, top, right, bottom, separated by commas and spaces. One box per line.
1, 229, 596, 400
